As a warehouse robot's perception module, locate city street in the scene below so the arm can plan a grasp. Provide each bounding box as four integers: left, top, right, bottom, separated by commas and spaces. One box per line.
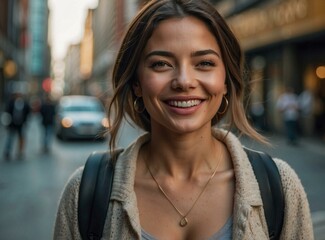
0, 113, 324, 240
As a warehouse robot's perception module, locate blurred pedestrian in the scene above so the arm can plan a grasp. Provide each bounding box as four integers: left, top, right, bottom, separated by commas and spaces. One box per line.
39, 94, 56, 153
313, 93, 325, 140
54, 1, 313, 239
3, 91, 31, 160
276, 87, 300, 145
249, 101, 265, 131
298, 89, 314, 136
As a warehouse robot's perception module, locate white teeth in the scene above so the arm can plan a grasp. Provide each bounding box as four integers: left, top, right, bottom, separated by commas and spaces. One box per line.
169, 100, 201, 108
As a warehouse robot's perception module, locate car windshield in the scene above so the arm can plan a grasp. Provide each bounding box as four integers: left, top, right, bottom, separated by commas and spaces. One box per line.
63, 105, 103, 112
60, 98, 104, 112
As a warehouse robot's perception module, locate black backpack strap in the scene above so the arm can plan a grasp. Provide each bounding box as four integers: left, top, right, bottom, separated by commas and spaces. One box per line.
78, 149, 122, 240
244, 147, 284, 240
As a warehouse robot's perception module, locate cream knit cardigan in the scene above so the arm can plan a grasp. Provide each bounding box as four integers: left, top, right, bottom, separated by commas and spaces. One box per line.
53, 128, 314, 240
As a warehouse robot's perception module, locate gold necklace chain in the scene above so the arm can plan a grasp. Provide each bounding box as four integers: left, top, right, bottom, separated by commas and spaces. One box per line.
145, 148, 222, 227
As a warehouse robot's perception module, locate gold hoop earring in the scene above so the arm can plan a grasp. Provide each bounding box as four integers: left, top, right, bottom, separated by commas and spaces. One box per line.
217, 96, 229, 114
134, 97, 145, 113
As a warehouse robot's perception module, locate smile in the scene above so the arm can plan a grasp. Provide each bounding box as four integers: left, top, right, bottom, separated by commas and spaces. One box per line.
167, 100, 202, 108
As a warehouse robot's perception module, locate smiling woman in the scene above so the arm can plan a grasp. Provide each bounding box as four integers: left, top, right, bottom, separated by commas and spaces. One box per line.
54, 1, 313, 239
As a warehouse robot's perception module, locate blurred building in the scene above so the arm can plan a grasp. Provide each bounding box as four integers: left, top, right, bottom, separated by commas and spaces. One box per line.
0, 0, 29, 106
29, 0, 51, 95
0, 0, 51, 108
80, 11, 94, 92
90, 0, 118, 98
62, 0, 150, 100
63, 10, 94, 96
64, 44, 81, 95
60, 0, 153, 100
90, 0, 139, 100
215, 0, 325, 136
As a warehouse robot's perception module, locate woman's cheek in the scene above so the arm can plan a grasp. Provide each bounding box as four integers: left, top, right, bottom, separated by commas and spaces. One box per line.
199, 73, 226, 96
141, 73, 171, 94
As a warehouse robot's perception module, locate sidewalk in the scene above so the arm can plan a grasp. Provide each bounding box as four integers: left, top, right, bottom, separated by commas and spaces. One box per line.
291, 136, 325, 240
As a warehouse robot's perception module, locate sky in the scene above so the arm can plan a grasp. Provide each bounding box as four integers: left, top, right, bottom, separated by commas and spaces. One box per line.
48, 0, 98, 60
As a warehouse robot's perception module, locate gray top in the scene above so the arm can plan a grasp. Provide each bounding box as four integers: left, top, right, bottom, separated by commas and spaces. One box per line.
141, 217, 233, 240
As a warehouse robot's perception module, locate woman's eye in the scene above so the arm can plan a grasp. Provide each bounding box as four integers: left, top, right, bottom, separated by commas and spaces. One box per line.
197, 60, 216, 68
149, 61, 171, 70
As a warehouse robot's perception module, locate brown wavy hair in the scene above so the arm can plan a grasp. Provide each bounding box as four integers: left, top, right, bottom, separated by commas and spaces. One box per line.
108, 0, 267, 150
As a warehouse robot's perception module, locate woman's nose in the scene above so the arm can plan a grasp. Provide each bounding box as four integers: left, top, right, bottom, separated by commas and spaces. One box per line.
171, 66, 197, 90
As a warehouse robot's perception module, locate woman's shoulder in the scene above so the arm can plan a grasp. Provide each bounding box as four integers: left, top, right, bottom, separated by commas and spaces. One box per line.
54, 167, 84, 239
273, 159, 313, 238
273, 159, 300, 181
59, 167, 84, 204
65, 167, 83, 188
273, 158, 307, 197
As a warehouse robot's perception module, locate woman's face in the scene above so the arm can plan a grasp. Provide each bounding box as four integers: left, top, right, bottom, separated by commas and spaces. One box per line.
136, 16, 227, 134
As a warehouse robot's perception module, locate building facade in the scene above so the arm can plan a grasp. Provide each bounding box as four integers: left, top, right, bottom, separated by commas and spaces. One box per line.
0, 0, 29, 106
64, 44, 81, 95
90, 0, 139, 100
216, 0, 325, 137
0, 0, 50, 108
28, 0, 51, 95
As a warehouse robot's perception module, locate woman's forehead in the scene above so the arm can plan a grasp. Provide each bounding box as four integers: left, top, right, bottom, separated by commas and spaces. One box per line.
142, 16, 220, 55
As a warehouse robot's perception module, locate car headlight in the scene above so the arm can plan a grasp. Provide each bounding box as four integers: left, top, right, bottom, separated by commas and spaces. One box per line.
61, 117, 73, 128
101, 118, 110, 128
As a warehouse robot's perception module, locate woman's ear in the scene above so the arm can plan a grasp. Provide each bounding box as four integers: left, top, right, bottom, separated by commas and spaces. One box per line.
223, 83, 227, 95
133, 82, 142, 97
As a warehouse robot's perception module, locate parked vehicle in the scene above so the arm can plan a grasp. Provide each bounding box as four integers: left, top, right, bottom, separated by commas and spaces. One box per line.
55, 95, 109, 140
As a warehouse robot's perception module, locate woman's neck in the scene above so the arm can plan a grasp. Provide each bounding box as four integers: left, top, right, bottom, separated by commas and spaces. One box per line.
144, 127, 222, 179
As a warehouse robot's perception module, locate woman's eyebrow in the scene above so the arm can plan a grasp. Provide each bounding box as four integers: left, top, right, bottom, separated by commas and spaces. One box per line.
144, 49, 221, 60
191, 49, 221, 58
145, 50, 174, 60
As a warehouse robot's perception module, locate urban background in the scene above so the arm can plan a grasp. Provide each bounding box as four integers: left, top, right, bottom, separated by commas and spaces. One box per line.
0, 0, 325, 239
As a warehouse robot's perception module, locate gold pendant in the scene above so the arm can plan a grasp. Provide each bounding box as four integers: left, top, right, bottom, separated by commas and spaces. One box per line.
179, 217, 188, 227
